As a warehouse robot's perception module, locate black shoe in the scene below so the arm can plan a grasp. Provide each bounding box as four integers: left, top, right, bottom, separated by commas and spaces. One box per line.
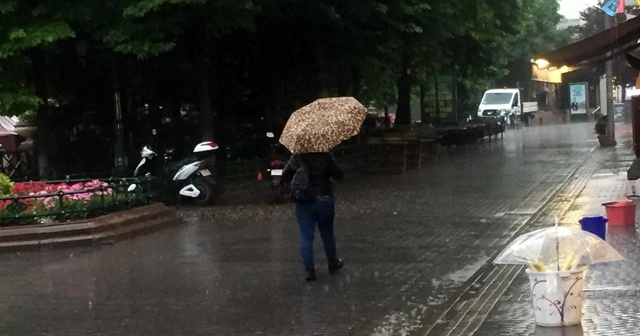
305, 268, 316, 282
328, 259, 344, 274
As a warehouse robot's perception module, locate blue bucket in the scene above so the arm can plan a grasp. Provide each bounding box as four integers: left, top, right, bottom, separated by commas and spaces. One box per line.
579, 216, 607, 240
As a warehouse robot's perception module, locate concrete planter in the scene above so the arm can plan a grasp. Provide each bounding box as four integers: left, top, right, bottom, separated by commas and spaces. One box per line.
14, 122, 36, 151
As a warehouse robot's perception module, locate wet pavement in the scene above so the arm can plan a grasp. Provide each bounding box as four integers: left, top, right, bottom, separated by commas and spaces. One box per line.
445, 125, 640, 336
0, 123, 603, 335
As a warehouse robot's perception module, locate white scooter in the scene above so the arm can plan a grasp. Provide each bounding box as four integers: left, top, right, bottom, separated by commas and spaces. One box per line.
128, 141, 219, 205
500, 109, 525, 130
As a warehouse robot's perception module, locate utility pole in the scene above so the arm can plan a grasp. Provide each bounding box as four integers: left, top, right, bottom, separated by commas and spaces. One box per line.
605, 14, 617, 146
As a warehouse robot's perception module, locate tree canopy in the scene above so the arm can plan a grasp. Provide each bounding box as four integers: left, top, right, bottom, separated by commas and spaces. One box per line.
0, 0, 573, 173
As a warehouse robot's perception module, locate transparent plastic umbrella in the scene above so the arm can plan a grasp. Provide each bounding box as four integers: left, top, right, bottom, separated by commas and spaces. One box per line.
494, 226, 624, 272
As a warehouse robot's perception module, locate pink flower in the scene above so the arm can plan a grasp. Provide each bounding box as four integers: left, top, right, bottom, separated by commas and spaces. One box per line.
6, 179, 116, 211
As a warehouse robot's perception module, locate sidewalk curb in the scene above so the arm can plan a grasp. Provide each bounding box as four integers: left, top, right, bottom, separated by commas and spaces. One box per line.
423, 145, 600, 336
0, 203, 183, 253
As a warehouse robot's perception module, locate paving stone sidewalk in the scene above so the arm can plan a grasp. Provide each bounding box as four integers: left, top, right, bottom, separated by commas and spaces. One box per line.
440, 126, 640, 336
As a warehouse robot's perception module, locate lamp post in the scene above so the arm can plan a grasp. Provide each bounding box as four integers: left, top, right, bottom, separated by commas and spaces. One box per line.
603, 6, 627, 146
605, 14, 616, 146
112, 62, 128, 177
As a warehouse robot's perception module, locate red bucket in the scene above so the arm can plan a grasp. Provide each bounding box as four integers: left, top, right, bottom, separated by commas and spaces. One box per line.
604, 200, 636, 227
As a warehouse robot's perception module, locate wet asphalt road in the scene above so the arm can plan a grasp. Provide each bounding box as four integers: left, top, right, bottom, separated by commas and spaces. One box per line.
0, 123, 598, 335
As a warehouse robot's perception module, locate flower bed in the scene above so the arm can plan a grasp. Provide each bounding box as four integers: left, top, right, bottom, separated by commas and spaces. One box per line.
0, 177, 153, 226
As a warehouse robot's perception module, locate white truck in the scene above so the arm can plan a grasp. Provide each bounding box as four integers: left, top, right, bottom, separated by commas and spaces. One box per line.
477, 88, 538, 125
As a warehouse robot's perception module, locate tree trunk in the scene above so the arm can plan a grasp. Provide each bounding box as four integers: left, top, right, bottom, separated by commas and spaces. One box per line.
419, 83, 425, 122
435, 75, 440, 119
29, 51, 52, 179
197, 58, 214, 141
337, 63, 349, 96
351, 66, 362, 99
453, 70, 459, 122
395, 55, 412, 125
384, 106, 390, 128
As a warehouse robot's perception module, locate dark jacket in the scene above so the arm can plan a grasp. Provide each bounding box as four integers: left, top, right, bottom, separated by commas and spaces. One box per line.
282, 153, 344, 197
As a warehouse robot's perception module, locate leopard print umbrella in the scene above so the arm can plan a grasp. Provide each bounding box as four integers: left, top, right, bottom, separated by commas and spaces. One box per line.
279, 97, 367, 153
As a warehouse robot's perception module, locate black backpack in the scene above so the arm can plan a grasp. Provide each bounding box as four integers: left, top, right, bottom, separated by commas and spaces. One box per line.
290, 156, 315, 203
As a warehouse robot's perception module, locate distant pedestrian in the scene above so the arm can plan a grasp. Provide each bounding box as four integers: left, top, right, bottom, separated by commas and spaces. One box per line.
282, 152, 344, 281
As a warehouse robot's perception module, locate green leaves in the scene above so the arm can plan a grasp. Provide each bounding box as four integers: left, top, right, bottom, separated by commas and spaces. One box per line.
0, 55, 40, 117
101, 21, 177, 58
0, 0, 254, 117
0, 21, 75, 58
0, 173, 12, 197
375, 3, 388, 14
123, 0, 216, 17
401, 23, 423, 34
123, 0, 172, 17
0, 0, 17, 15
0, 0, 570, 124
0, 91, 40, 116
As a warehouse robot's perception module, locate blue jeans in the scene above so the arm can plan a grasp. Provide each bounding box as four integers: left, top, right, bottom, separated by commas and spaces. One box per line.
295, 196, 337, 270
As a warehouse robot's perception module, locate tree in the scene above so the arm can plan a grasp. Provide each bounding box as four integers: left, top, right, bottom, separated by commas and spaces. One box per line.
357, 0, 552, 125
0, 0, 260, 175
410, 0, 532, 123
497, 0, 571, 93
0, 0, 602, 176
0, 57, 40, 116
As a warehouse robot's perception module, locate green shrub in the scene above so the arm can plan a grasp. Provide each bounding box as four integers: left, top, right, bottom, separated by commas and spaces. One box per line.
0, 173, 13, 197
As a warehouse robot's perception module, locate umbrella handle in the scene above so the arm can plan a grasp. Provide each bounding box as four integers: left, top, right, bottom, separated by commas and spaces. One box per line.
570, 252, 585, 270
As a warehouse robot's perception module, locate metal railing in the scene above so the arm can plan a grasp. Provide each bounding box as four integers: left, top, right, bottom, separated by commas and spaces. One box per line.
1, 150, 36, 181
0, 177, 154, 226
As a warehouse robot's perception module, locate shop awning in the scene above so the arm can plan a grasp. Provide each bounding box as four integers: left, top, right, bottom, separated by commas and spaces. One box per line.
532, 15, 640, 83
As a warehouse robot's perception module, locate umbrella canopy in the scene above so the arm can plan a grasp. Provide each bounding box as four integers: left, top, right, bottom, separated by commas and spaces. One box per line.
494, 226, 624, 271
279, 97, 367, 153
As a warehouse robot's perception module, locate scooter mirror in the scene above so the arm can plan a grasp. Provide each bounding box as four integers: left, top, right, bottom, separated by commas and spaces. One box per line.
266, 132, 275, 138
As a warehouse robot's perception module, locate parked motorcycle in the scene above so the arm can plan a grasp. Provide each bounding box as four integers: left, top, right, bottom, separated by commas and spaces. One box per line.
265, 132, 290, 203
498, 110, 521, 129
128, 139, 220, 205
498, 110, 511, 128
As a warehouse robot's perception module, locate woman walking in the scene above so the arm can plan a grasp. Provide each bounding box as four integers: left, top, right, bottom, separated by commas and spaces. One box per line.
277, 97, 367, 281
282, 152, 344, 281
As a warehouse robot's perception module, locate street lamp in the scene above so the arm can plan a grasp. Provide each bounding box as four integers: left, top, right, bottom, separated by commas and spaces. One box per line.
532, 59, 550, 70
